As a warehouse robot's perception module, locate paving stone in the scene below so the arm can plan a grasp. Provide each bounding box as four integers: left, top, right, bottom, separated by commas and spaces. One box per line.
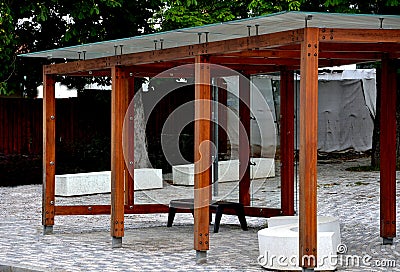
0, 158, 399, 271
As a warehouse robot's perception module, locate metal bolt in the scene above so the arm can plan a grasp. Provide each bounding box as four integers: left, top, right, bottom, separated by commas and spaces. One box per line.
129, 116, 133, 121
50, 200, 54, 205
129, 161, 133, 165
50, 115, 55, 120
49, 161, 55, 165
160, 39, 164, 49
129, 206, 133, 209
88, 206, 92, 211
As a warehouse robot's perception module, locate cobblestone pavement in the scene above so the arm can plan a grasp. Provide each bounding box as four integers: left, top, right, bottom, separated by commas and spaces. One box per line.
0, 157, 399, 271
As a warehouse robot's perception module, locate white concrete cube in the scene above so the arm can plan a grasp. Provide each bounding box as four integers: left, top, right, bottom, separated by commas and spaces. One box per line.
133, 168, 163, 191
172, 158, 275, 186
55, 171, 111, 196
55, 168, 163, 196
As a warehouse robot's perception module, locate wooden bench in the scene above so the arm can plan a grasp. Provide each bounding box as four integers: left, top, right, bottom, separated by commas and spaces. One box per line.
167, 198, 248, 233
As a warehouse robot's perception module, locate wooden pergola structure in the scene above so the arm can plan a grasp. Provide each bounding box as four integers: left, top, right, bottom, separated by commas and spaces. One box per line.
21, 11, 400, 271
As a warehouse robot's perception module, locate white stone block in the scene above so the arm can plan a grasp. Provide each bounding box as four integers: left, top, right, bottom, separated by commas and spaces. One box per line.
172, 158, 275, 186
55, 168, 163, 196
257, 216, 341, 271
133, 168, 163, 191
55, 171, 111, 196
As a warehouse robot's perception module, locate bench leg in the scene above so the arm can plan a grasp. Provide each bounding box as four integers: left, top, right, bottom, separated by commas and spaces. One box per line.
167, 207, 177, 227
214, 206, 224, 233
236, 205, 248, 231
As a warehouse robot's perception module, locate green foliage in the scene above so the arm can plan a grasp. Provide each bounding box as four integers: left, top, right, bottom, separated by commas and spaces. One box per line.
0, 0, 162, 97
248, 0, 301, 16
0, 2, 16, 95
157, 0, 251, 30
1, 0, 400, 97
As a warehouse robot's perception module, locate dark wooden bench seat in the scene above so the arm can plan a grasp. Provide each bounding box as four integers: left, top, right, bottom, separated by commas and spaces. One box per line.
167, 198, 248, 233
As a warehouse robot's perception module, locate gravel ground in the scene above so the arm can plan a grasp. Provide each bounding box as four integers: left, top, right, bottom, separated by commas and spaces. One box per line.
0, 157, 399, 271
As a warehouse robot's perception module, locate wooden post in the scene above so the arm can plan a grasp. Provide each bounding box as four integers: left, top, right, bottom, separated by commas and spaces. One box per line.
111, 66, 128, 247
42, 72, 56, 235
194, 55, 211, 261
125, 74, 135, 207
380, 57, 397, 245
299, 28, 319, 270
217, 78, 228, 157
280, 69, 295, 216
239, 75, 251, 206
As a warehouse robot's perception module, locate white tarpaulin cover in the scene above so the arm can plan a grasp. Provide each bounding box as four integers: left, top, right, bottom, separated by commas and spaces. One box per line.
226, 70, 376, 154
311, 79, 374, 152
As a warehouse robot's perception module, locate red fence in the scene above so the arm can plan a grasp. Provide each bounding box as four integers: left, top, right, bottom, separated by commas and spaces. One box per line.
0, 98, 111, 155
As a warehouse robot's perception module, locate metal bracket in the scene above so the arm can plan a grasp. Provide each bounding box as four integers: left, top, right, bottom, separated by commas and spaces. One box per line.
112, 237, 122, 248
43, 225, 53, 235
305, 15, 313, 28
383, 237, 393, 245
196, 250, 207, 264
247, 25, 252, 36
379, 18, 384, 29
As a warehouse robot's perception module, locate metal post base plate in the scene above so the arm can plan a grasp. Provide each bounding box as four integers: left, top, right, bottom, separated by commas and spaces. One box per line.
43, 225, 53, 235
196, 250, 207, 264
302, 268, 314, 272
112, 237, 122, 248
383, 237, 394, 245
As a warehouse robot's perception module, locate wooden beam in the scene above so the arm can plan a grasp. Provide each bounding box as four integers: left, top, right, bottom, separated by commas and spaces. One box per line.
44, 29, 304, 75
210, 56, 300, 66
55, 204, 170, 215
224, 50, 300, 59
299, 28, 319, 269
111, 66, 128, 241
54, 205, 280, 217
243, 207, 281, 217
280, 69, 295, 216
320, 28, 400, 43
42, 72, 56, 233
125, 74, 135, 206
66, 70, 111, 77
194, 55, 211, 252
239, 75, 251, 206
319, 42, 400, 52
380, 57, 397, 243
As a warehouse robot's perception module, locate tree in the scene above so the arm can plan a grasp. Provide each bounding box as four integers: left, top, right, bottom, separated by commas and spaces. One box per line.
0, 0, 162, 97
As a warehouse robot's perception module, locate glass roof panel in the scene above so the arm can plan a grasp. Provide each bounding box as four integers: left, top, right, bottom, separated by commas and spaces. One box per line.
19, 11, 400, 60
